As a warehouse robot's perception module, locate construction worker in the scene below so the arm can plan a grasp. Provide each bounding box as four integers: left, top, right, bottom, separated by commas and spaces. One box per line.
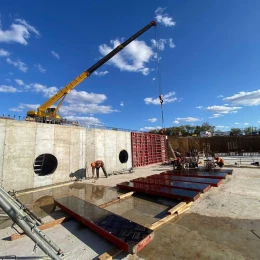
214, 156, 225, 168
91, 160, 108, 179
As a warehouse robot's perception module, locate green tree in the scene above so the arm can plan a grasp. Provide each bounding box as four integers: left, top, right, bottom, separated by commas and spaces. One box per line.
230, 128, 241, 136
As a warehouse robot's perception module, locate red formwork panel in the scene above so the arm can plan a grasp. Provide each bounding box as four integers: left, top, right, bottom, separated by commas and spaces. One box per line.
147, 174, 223, 187
131, 132, 167, 167
131, 177, 211, 193
117, 182, 200, 202
55, 196, 154, 254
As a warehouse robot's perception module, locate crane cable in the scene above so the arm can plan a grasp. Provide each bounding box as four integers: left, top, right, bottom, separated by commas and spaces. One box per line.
154, 26, 165, 130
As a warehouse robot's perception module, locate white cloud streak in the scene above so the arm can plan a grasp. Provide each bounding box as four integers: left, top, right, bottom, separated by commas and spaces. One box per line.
35, 63, 46, 73
15, 79, 24, 85
120, 102, 124, 107
174, 117, 201, 123
0, 48, 10, 56
144, 91, 177, 105
99, 39, 153, 75
223, 89, 260, 106
196, 106, 203, 109
140, 126, 162, 131
206, 105, 242, 114
9, 103, 39, 112
155, 7, 176, 27
148, 118, 157, 123
6, 57, 28, 72
0, 85, 17, 93
209, 114, 224, 118
0, 18, 40, 45
168, 38, 175, 48
32, 83, 58, 97
93, 71, 109, 76
62, 116, 101, 125
51, 50, 60, 59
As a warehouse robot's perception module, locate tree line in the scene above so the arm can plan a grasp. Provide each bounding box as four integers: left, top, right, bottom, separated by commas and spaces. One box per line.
149, 122, 259, 136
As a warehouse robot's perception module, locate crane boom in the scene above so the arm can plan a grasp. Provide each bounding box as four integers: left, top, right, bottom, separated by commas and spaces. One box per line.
27, 20, 156, 121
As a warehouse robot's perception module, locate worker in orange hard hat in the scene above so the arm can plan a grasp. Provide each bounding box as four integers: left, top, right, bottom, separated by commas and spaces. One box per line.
214, 156, 225, 168
91, 160, 108, 179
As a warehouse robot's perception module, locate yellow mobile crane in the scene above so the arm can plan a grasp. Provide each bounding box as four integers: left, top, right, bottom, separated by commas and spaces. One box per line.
26, 20, 157, 124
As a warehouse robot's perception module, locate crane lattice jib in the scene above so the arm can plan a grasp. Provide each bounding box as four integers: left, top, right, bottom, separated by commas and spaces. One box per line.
37, 21, 156, 116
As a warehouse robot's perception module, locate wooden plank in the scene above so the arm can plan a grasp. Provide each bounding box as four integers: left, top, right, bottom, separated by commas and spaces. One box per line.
149, 214, 178, 231
99, 192, 134, 209
98, 248, 123, 260
16, 181, 74, 197
11, 216, 72, 241
118, 191, 135, 199
167, 202, 187, 215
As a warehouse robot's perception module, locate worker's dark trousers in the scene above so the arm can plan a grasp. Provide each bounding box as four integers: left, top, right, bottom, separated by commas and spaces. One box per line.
96, 167, 108, 178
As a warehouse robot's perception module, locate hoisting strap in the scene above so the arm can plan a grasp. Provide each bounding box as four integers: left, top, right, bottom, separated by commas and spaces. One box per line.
154, 26, 165, 129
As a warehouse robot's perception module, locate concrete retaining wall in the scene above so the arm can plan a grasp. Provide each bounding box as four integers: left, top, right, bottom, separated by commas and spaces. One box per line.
0, 119, 132, 191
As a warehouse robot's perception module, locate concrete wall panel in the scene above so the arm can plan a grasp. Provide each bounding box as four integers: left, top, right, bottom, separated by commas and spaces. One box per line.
95, 129, 105, 159
104, 130, 117, 173
2, 120, 36, 191
0, 120, 6, 186
0, 119, 134, 192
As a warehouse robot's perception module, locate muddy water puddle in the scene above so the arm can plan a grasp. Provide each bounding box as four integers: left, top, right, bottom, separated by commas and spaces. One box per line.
0, 182, 177, 229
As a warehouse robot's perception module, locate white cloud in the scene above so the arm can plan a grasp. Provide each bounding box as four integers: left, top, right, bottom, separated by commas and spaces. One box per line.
65, 90, 107, 104
244, 122, 249, 125
152, 78, 156, 81
140, 126, 162, 131
32, 83, 58, 97
93, 71, 109, 76
144, 91, 177, 105
15, 79, 24, 86
51, 50, 60, 59
120, 102, 124, 107
217, 95, 224, 98
0, 85, 17, 93
6, 57, 28, 72
99, 39, 153, 75
9, 103, 39, 112
206, 105, 242, 114
215, 125, 225, 128
151, 38, 175, 51
0, 48, 10, 56
35, 63, 46, 73
62, 115, 101, 125
148, 118, 157, 123
168, 38, 175, 48
196, 106, 203, 109
173, 120, 179, 124
155, 7, 176, 27
223, 89, 260, 106
234, 122, 240, 125
209, 114, 223, 118
0, 18, 40, 45
60, 103, 118, 116
174, 117, 201, 123
151, 38, 167, 51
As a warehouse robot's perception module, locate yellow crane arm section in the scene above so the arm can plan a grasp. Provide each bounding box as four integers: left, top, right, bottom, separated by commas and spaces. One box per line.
37, 71, 90, 117
27, 20, 156, 119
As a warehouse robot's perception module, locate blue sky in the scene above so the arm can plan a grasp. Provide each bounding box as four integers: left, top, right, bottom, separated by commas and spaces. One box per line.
1, 0, 260, 131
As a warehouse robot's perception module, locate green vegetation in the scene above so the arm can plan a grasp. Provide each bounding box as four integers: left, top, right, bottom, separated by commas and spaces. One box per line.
149, 123, 259, 136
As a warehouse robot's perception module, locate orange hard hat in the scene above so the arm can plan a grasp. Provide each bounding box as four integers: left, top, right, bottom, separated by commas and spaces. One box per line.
91, 162, 96, 167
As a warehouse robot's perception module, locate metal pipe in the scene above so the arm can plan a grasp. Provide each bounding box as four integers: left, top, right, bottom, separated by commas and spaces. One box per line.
0, 188, 62, 254
0, 188, 62, 259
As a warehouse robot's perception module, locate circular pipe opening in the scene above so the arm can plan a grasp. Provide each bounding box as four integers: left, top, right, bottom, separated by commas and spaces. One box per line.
34, 154, 58, 176
119, 150, 128, 163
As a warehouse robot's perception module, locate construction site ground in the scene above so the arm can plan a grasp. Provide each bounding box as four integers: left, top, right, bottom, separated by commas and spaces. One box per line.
0, 161, 260, 260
